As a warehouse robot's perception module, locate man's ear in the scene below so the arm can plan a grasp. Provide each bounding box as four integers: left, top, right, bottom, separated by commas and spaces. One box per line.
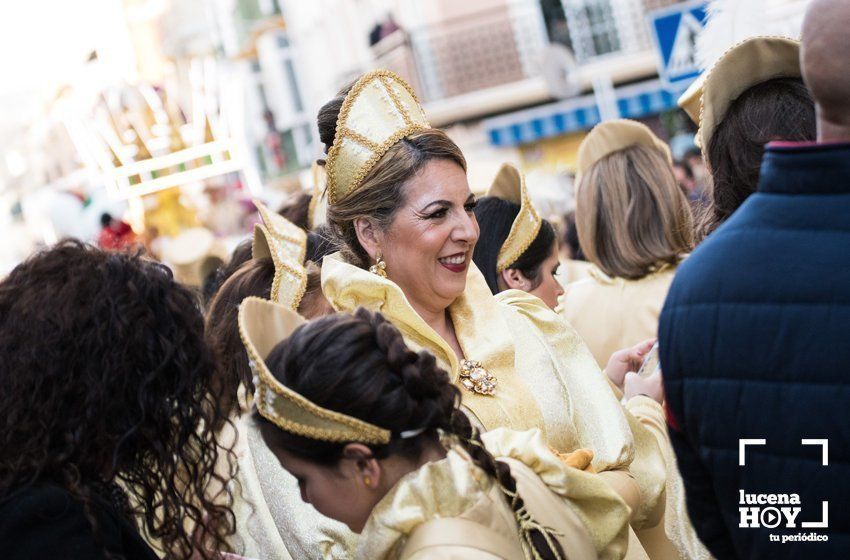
501, 267, 530, 291
353, 218, 382, 261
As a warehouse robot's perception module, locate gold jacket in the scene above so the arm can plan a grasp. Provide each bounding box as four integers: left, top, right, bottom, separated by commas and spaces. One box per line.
322, 253, 632, 469
321, 255, 668, 537
561, 265, 677, 368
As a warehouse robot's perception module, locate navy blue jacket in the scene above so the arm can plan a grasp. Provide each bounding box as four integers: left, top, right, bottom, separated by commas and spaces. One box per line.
659, 143, 850, 559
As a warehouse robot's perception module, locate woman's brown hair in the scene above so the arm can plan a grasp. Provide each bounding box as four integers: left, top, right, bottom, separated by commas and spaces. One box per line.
317, 87, 467, 269
205, 258, 327, 417
699, 77, 815, 240
577, 144, 694, 279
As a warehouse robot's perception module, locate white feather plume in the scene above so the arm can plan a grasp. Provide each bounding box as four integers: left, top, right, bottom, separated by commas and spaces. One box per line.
696, 0, 766, 71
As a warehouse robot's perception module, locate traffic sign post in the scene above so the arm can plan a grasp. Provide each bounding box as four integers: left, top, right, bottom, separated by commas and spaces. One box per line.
647, 0, 708, 91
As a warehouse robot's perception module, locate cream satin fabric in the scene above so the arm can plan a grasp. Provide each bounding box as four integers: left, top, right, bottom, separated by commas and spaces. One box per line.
562, 265, 678, 368
359, 428, 631, 560
231, 413, 356, 559
321, 253, 633, 471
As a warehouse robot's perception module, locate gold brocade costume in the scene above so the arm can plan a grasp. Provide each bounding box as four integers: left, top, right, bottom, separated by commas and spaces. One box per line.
225, 214, 359, 559
562, 264, 678, 368
322, 252, 633, 469
358, 428, 630, 560
231, 413, 356, 559
322, 254, 668, 558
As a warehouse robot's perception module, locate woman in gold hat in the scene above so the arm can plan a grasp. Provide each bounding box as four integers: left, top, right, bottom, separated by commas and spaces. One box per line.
241, 297, 631, 560
316, 71, 663, 557
205, 203, 351, 560
562, 119, 710, 560
681, 36, 815, 240
471, 157, 695, 559
564, 119, 693, 370
470, 163, 564, 310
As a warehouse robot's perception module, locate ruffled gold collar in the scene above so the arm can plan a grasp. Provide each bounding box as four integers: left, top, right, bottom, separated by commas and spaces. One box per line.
356, 443, 490, 559
356, 428, 629, 560
321, 253, 545, 433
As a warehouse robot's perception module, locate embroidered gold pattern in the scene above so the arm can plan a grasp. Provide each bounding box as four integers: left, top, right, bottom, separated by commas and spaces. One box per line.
487, 164, 542, 272
325, 70, 430, 205
252, 200, 308, 310
239, 297, 392, 444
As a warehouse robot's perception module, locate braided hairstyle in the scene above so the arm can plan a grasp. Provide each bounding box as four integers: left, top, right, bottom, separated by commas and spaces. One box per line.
257, 308, 565, 559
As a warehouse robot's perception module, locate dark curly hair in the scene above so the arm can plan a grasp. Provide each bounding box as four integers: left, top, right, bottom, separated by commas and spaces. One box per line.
471, 196, 557, 295
256, 308, 565, 560
0, 240, 236, 559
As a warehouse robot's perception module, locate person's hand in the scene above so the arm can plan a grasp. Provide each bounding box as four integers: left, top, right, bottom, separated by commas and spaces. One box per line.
604, 338, 656, 390
623, 370, 664, 404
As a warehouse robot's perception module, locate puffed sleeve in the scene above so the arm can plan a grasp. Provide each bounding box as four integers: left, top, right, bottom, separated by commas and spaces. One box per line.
496, 291, 667, 527
496, 289, 634, 471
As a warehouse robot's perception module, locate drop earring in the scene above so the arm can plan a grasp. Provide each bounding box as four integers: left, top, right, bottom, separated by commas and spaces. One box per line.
369, 253, 387, 278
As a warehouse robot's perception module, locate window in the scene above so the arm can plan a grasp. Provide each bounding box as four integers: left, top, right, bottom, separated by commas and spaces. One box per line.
565, 0, 621, 61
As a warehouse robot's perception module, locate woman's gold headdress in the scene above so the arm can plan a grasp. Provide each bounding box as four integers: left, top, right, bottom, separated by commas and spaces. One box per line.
486, 163, 542, 272
252, 200, 308, 310
576, 119, 672, 186
239, 296, 392, 444
325, 70, 430, 205
307, 162, 329, 230
682, 36, 801, 149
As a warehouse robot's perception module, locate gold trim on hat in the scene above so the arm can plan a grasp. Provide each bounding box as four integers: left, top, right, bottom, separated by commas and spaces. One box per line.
239, 297, 392, 444
697, 36, 800, 150
325, 70, 430, 205
487, 163, 542, 272
252, 200, 308, 310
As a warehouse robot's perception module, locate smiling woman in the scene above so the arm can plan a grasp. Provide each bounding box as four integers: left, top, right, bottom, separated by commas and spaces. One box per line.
316, 71, 664, 558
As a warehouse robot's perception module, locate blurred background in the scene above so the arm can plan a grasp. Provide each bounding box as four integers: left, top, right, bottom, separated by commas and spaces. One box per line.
0, 0, 812, 276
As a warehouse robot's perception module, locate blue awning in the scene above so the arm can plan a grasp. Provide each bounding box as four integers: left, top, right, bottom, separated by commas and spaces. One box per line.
483, 79, 678, 147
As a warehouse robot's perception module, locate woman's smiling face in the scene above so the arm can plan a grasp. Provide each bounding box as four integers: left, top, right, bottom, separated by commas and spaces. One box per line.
377, 159, 480, 315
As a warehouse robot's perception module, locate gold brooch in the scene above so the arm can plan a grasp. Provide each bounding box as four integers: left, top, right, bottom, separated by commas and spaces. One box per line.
459, 359, 497, 396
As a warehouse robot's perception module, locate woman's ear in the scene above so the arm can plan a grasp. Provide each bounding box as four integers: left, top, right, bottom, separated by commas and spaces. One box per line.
501, 268, 530, 291
353, 218, 382, 261
342, 443, 382, 490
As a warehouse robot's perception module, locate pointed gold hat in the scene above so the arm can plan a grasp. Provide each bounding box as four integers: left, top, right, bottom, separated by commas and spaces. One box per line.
252, 200, 308, 310
239, 297, 392, 444
325, 70, 430, 204
307, 161, 329, 230
486, 163, 542, 272
697, 36, 800, 150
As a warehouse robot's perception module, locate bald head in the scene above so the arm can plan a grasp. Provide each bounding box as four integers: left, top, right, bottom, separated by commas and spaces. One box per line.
802, 0, 850, 137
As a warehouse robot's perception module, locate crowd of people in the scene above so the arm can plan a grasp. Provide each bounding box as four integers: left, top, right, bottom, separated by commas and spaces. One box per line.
0, 1, 847, 558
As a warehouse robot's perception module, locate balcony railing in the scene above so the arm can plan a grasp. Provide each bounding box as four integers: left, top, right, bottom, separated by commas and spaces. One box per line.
370, 0, 683, 117
373, 0, 548, 104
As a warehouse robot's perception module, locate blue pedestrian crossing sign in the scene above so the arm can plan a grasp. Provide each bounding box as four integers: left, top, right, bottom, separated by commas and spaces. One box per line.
648, 0, 708, 90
